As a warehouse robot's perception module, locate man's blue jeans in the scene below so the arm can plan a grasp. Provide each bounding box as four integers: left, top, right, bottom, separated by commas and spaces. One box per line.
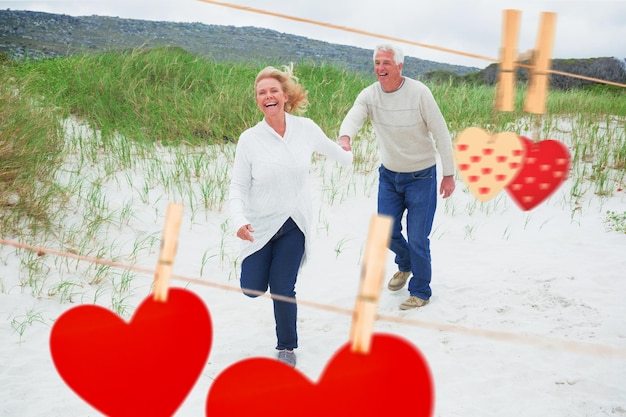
240, 217, 304, 350
378, 165, 437, 300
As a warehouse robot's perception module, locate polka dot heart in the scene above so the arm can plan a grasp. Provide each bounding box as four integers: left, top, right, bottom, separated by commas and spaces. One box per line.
454, 127, 526, 201
505, 136, 571, 211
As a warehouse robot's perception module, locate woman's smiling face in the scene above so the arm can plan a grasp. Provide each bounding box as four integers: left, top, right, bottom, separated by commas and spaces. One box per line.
255, 77, 288, 117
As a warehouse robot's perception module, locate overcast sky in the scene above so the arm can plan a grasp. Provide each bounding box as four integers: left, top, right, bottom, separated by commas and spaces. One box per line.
1, 0, 625, 68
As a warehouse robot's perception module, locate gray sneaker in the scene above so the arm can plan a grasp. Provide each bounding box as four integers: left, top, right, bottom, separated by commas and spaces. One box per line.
277, 349, 296, 367
388, 271, 411, 291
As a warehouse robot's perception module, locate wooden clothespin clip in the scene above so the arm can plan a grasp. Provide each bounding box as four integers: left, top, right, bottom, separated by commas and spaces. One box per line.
495, 9, 522, 112
494, 10, 556, 118
524, 11, 557, 116
152, 203, 184, 302
349, 214, 393, 354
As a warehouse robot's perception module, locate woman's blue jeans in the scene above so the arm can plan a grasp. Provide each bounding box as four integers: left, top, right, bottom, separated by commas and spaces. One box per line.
240, 217, 304, 350
378, 165, 437, 300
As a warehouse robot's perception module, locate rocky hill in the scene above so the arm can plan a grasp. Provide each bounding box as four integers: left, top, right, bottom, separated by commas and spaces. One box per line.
475, 59, 626, 90
0, 9, 478, 79
2, 10, 625, 89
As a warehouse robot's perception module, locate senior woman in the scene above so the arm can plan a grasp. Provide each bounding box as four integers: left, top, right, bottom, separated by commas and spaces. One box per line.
228, 64, 353, 367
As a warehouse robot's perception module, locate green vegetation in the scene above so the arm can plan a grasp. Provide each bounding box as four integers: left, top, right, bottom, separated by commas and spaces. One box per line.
2, 47, 625, 224
605, 210, 626, 234
1, 47, 625, 311
6, 47, 371, 146
9, 47, 260, 145
2, 46, 624, 215
0, 69, 65, 235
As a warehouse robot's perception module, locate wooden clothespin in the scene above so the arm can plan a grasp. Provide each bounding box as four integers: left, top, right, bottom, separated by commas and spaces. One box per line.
152, 203, 184, 302
494, 10, 556, 118
524, 11, 557, 115
495, 9, 521, 112
349, 214, 393, 354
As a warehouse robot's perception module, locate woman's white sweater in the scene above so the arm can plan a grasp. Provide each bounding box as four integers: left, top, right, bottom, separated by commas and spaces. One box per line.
229, 112, 353, 264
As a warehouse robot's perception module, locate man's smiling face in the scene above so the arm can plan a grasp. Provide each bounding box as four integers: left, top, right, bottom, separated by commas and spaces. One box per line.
374, 49, 404, 92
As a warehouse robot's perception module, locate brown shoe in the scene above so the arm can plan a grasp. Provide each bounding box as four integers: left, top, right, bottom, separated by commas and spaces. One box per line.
388, 271, 411, 291
399, 296, 429, 310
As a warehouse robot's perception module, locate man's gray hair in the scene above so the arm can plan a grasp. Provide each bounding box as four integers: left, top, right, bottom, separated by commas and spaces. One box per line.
373, 43, 405, 65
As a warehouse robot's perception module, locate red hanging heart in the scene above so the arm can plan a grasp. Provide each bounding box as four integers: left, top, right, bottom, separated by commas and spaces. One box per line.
506, 136, 571, 211
205, 334, 434, 416
50, 288, 212, 417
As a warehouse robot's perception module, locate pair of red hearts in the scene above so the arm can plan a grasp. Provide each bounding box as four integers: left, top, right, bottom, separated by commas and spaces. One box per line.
455, 127, 571, 210
50, 288, 434, 416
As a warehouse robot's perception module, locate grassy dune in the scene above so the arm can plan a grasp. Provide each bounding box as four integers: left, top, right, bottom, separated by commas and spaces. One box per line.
0, 47, 624, 303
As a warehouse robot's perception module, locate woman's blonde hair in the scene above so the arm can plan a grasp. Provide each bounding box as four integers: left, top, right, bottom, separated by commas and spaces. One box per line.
254, 63, 309, 114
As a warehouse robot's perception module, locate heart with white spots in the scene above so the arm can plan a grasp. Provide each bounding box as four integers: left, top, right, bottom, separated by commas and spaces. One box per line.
505, 136, 571, 211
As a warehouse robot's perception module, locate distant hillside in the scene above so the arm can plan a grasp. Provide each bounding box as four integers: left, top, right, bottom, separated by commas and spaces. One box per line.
0, 9, 479, 79
2, 10, 624, 90
474, 59, 626, 90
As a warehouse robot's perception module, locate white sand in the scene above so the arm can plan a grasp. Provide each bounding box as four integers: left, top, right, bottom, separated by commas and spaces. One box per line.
1, 118, 625, 416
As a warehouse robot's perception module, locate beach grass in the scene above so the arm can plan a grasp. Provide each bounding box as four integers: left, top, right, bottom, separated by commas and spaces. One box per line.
1, 46, 624, 307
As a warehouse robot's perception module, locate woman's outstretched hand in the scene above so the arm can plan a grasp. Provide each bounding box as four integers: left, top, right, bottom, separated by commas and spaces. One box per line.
237, 224, 255, 242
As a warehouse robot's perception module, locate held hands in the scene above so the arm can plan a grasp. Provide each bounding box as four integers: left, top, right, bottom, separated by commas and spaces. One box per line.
440, 176, 455, 199
338, 135, 351, 151
237, 224, 255, 242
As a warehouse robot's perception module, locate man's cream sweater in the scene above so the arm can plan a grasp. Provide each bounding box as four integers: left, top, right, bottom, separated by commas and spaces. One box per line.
340, 77, 455, 176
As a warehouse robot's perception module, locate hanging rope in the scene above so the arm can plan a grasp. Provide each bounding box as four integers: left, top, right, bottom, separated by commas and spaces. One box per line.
2, 237, 625, 360
196, 0, 626, 89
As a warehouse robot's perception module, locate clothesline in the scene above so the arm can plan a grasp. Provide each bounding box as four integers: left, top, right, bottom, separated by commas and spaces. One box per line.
196, 0, 626, 89
2, 237, 625, 360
